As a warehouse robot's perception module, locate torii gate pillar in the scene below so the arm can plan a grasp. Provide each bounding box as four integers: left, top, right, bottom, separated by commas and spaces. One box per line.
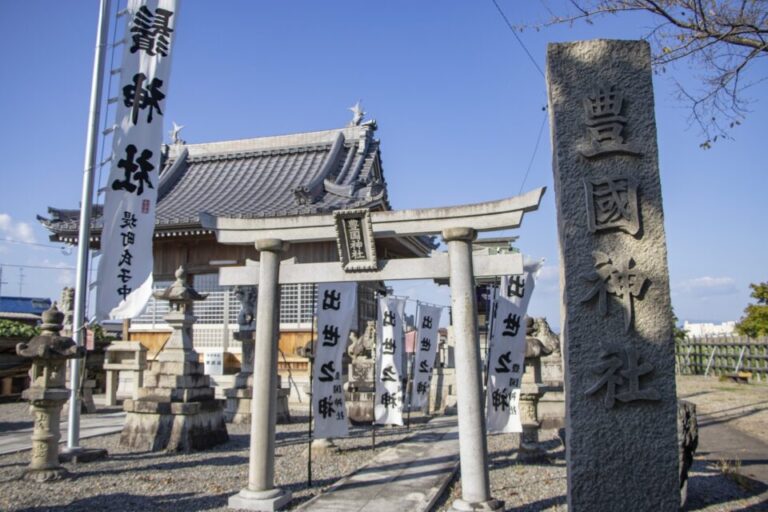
228, 239, 291, 512
444, 228, 501, 511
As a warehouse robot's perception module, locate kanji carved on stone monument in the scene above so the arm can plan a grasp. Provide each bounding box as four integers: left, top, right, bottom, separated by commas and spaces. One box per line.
581, 251, 649, 333
580, 85, 641, 159
584, 176, 640, 235
585, 345, 660, 409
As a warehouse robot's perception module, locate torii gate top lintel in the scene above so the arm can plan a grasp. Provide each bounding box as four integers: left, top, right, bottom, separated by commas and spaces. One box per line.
199, 187, 546, 245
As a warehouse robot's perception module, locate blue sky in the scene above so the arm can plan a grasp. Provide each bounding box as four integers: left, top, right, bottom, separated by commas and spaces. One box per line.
0, 1, 765, 329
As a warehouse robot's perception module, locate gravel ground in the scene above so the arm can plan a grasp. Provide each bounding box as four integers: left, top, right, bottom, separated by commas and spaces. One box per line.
1, 375, 767, 511
0, 405, 434, 512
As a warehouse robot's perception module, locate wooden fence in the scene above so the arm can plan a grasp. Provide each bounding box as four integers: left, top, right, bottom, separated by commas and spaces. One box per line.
676, 335, 768, 381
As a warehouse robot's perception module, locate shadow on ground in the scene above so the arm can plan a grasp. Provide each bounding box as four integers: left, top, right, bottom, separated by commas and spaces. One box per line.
16, 491, 231, 512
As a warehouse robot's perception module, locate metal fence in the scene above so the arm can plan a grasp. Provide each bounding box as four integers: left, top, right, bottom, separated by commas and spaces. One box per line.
675, 335, 768, 381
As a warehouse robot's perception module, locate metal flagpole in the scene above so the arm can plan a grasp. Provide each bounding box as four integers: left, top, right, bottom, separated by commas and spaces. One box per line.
66, 0, 112, 454
307, 295, 316, 487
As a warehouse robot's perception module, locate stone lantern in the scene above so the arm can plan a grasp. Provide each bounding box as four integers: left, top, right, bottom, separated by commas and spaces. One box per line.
120, 266, 228, 451
16, 303, 85, 481
517, 317, 555, 461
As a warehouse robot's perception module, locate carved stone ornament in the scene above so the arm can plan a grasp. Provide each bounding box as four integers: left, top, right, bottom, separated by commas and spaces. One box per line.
584, 176, 640, 236
579, 84, 642, 159
333, 208, 378, 272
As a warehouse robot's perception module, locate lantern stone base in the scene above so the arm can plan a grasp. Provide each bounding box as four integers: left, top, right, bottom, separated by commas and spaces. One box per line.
120, 360, 228, 452
23, 466, 69, 483
224, 374, 290, 424
345, 389, 374, 424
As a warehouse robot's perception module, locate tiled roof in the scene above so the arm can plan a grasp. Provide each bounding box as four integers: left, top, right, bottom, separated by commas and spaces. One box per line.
39, 122, 389, 243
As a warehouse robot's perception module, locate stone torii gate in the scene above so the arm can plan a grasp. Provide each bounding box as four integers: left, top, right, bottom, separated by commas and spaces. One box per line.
201, 187, 545, 512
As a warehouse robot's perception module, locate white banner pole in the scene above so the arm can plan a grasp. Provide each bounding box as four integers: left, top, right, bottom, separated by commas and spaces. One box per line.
67, 0, 113, 452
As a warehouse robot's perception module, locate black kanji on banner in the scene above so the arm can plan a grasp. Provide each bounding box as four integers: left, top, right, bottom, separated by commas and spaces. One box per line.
123, 73, 165, 125
113, 145, 155, 195
130, 6, 174, 57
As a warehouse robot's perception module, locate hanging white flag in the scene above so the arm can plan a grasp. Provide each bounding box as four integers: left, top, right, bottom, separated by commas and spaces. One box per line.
95, 0, 178, 320
410, 304, 442, 409
374, 296, 406, 425
312, 283, 357, 439
486, 264, 539, 433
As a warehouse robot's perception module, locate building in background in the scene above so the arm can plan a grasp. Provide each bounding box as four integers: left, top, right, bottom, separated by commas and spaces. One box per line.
39, 116, 434, 376
683, 320, 736, 338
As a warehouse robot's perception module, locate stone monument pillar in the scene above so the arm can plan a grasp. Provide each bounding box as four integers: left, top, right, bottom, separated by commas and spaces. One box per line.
16, 304, 85, 481
443, 228, 502, 512
229, 239, 292, 511
120, 266, 228, 451
547, 40, 679, 510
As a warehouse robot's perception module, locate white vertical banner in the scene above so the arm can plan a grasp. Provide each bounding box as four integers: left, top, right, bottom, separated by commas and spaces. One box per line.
410, 304, 442, 409
374, 296, 406, 425
486, 263, 539, 433
95, 0, 178, 320
312, 283, 357, 439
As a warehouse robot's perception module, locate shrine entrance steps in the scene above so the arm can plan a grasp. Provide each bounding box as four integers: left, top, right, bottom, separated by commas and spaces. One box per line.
296, 415, 459, 512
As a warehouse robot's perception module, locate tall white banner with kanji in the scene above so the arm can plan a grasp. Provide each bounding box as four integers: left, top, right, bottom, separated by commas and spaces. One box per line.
96, 0, 178, 320
485, 265, 538, 433
374, 296, 406, 425
312, 283, 357, 439
410, 304, 442, 409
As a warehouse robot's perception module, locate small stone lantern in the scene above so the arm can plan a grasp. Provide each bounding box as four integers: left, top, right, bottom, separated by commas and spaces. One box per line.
16, 303, 85, 482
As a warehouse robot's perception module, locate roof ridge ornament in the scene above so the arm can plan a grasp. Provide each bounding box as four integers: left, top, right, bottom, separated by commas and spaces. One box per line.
348, 101, 365, 126
169, 121, 185, 145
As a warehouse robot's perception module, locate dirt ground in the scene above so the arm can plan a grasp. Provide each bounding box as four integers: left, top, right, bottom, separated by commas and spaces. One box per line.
677, 375, 768, 443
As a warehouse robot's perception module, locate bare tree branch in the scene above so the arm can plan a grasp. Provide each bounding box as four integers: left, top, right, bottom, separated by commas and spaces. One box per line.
524, 0, 768, 146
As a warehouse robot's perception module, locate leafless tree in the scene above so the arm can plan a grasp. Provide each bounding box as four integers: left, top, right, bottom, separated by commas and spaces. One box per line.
535, 0, 767, 147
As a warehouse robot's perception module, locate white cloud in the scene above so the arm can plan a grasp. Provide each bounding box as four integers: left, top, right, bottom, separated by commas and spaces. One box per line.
676, 276, 738, 296
0, 213, 37, 244
536, 264, 559, 282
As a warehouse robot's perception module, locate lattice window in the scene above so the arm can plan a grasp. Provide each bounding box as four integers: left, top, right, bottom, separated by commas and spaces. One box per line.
132, 279, 173, 327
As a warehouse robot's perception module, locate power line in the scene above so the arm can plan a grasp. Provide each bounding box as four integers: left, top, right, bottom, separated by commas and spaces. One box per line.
0, 263, 76, 271
0, 237, 69, 250
519, 109, 548, 194
490, 0, 545, 78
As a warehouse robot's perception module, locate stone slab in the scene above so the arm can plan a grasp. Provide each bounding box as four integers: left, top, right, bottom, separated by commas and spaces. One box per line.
547, 39, 679, 510
296, 416, 459, 512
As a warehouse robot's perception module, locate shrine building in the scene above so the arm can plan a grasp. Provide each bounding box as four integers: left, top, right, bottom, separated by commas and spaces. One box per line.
39, 116, 434, 372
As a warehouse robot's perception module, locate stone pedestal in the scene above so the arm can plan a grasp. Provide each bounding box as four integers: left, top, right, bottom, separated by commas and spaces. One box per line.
120, 267, 228, 452
104, 340, 147, 406
345, 359, 375, 423
224, 333, 290, 424
16, 304, 86, 482
518, 357, 545, 461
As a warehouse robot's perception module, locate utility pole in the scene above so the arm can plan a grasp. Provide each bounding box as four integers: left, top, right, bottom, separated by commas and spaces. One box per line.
0, 265, 7, 297
18, 268, 24, 296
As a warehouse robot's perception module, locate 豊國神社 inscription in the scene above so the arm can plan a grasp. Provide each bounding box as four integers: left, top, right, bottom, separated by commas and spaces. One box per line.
584, 176, 640, 235
548, 39, 679, 511
579, 84, 642, 159
580, 250, 649, 333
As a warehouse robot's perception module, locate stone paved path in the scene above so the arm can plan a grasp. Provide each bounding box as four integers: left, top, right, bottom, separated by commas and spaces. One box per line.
296, 415, 459, 512
697, 412, 768, 487
0, 406, 125, 455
